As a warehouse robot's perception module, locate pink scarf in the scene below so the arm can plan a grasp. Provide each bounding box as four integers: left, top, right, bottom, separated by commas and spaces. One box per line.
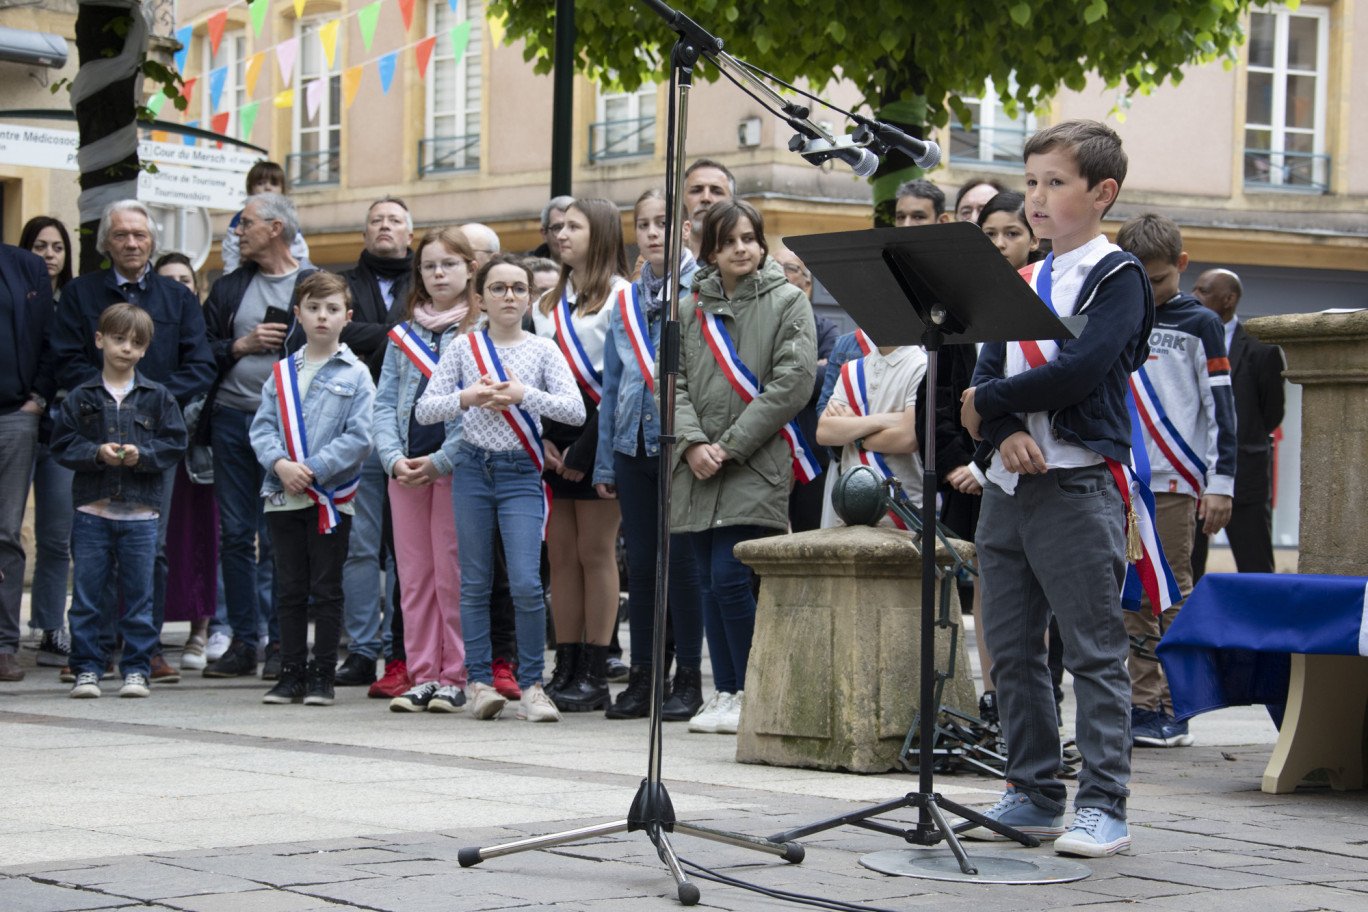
413, 300, 467, 333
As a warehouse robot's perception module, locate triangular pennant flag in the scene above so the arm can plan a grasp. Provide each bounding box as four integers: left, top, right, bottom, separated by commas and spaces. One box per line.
318, 20, 340, 70
489, 11, 507, 46
145, 91, 167, 118
208, 10, 228, 57
449, 22, 471, 66
211, 111, 231, 136
181, 77, 197, 110
294, 0, 306, 17
173, 26, 192, 72
343, 65, 363, 108
239, 101, 260, 140
209, 66, 228, 112
184, 121, 199, 146
250, 0, 268, 37
305, 78, 325, 121
245, 52, 264, 96
150, 130, 169, 143
276, 38, 298, 84
447, 0, 457, 13
358, 1, 382, 51
377, 52, 397, 94
414, 35, 437, 81
397, 0, 415, 32
274, 89, 295, 108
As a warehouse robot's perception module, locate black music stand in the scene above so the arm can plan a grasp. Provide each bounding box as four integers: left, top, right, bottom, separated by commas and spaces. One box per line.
779, 223, 1093, 884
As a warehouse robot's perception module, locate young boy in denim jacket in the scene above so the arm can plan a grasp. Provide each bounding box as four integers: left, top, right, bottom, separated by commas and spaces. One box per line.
250, 271, 374, 706
961, 121, 1156, 858
51, 303, 188, 699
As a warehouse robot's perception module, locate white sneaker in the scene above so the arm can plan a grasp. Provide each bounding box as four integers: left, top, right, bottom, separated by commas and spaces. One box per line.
180, 635, 208, 670
517, 683, 561, 722
205, 631, 232, 662
70, 672, 102, 699
688, 691, 736, 733
469, 681, 508, 720
715, 690, 743, 734
119, 673, 151, 698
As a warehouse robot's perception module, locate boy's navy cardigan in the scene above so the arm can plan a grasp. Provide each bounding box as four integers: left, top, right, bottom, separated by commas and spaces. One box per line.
971, 251, 1155, 466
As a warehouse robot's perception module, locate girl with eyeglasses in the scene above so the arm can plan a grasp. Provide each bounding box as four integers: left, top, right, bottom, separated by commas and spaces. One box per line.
532, 199, 632, 713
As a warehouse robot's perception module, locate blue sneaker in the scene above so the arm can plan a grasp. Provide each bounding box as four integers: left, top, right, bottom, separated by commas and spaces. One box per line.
1055, 806, 1131, 857
1131, 706, 1168, 747
1158, 713, 1195, 747
962, 785, 1065, 841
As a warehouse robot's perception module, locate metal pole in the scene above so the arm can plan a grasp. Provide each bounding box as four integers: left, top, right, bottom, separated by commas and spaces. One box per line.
550, 0, 575, 197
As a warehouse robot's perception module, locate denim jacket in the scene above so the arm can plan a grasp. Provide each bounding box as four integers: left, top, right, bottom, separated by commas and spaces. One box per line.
373, 323, 464, 477
593, 260, 699, 486
50, 373, 188, 511
249, 343, 375, 496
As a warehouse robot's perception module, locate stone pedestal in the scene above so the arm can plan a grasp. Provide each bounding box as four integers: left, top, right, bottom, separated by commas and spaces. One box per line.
733, 525, 977, 773
1246, 312, 1368, 793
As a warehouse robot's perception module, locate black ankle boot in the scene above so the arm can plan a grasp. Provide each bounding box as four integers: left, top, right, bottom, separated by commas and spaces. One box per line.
304, 660, 335, 706
605, 665, 653, 719
553, 643, 609, 712
546, 643, 580, 700
661, 665, 703, 721
262, 663, 306, 704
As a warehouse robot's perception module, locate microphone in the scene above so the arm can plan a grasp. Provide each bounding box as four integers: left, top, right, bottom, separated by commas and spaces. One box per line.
851, 116, 941, 170
789, 133, 880, 177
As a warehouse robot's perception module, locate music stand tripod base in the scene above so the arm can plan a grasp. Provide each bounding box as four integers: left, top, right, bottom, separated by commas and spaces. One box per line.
860, 848, 1091, 884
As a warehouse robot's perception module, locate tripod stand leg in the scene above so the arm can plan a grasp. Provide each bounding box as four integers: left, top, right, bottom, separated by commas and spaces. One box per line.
935, 794, 1041, 848
766, 795, 916, 844
457, 820, 630, 867
924, 797, 977, 877
673, 822, 805, 862
652, 827, 701, 906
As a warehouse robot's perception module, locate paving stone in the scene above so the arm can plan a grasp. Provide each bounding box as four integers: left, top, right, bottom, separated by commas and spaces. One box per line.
1164, 883, 1368, 912
0, 877, 130, 912
157, 891, 326, 912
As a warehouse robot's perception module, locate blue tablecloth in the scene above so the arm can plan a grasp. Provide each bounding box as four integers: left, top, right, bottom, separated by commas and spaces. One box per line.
1156, 573, 1368, 721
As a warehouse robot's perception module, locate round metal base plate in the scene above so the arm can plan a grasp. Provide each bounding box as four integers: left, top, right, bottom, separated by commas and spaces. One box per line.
860, 848, 1091, 884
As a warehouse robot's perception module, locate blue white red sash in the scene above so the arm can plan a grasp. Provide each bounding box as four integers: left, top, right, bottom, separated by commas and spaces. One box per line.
618, 285, 656, 393
553, 291, 603, 404
387, 322, 438, 378
1129, 365, 1207, 495
855, 328, 875, 356
272, 356, 360, 535
468, 331, 552, 540
696, 307, 822, 485
1016, 256, 1181, 615
839, 356, 909, 530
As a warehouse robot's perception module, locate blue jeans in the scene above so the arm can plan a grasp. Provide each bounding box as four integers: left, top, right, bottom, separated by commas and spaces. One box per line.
614, 450, 702, 668
69, 513, 160, 677
98, 464, 176, 649
211, 406, 276, 650
29, 441, 73, 632
451, 443, 546, 689
0, 410, 39, 653
340, 450, 386, 659
690, 525, 767, 694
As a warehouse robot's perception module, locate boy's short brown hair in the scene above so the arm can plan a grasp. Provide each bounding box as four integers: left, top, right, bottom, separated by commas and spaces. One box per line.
1023, 120, 1128, 196
295, 270, 352, 308
700, 199, 768, 266
97, 302, 154, 346
245, 160, 288, 195
1116, 213, 1184, 265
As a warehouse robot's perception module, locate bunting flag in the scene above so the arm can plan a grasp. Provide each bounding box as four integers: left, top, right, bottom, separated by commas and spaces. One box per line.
449, 20, 471, 64
208, 10, 228, 56
173, 25, 192, 73
447, 0, 457, 12
357, 1, 382, 51
398, 0, 415, 32
377, 51, 397, 93
239, 101, 260, 140
305, 79, 326, 120
414, 35, 436, 80
276, 38, 298, 84
211, 111, 231, 136
489, 10, 506, 46
274, 89, 294, 108
244, 52, 264, 96
150, 130, 169, 143
249, 0, 268, 36
183, 121, 198, 146
294, 0, 307, 17
145, 91, 167, 117
343, 66, 363, 108
209, 66, 228, 112
319, 20, 340, 69
181, 77, 197, 110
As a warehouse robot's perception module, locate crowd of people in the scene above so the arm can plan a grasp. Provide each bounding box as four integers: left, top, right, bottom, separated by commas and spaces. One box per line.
1, 120, 1286, 855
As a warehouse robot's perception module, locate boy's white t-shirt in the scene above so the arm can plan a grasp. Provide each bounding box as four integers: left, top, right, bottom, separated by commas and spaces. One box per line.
821, 344, 928, 528
987, 235, 1116, 496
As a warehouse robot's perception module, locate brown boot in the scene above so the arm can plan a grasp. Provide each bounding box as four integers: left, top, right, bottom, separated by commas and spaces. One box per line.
0, 653, 24, 682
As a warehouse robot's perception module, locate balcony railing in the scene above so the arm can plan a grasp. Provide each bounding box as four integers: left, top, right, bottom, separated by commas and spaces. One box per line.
948, 124, 1033, 166
419, 135, 481, 176
1244, 148, 1330, 193
588, 116, 655, 163
287, 149, 340, 187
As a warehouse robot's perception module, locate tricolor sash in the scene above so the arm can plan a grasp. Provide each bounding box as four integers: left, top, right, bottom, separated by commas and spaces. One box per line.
1129, 365, 1207, 495
468, 331, 552, 540
696, 306, 822, 485
552, 291, 603, 404
387, 321, 438, 378
839, 356, 910, 530
855, 328, 875, 356
618, 285, 656, 393
1016, 256, 1181, 615
272, 357, 360, 534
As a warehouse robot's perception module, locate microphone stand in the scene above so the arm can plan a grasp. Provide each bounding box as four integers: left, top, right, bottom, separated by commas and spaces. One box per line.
457, 3, 805, 905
